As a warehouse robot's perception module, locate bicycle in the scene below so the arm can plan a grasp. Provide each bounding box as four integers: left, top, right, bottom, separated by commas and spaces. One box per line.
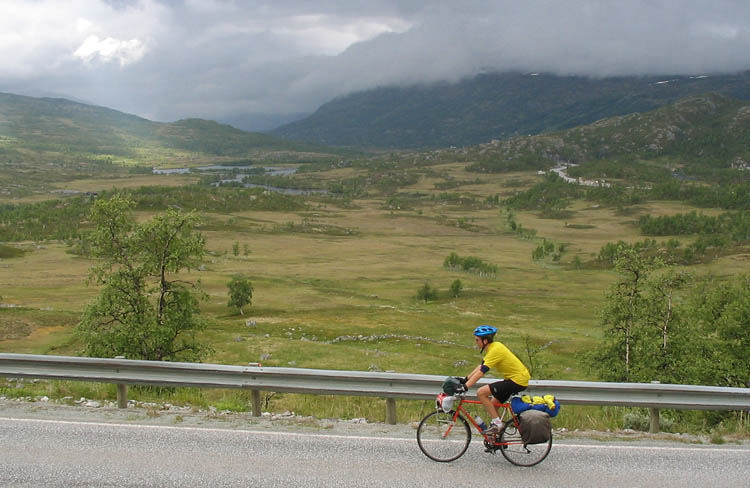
416, 390, 552, 466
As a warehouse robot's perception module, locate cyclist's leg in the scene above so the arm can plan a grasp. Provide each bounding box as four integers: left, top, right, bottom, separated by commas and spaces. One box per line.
477, 384, 501, 420
489, 379, 526, 404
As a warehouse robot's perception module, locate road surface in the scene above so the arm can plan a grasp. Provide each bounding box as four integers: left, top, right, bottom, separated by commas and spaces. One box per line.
1, 412, 748, 487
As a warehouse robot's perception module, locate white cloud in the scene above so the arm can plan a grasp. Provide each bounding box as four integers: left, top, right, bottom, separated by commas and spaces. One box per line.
268, 14, 411, 55
0, 0, 164, 75
76, 18, 94, 33
74, 35, 147, 66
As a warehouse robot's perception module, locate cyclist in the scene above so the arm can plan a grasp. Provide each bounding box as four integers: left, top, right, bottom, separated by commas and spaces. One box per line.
460, 325, 530, 435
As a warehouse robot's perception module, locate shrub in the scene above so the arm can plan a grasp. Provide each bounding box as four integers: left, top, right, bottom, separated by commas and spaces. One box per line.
417, 282, 438, 302
450, 279, 463, 298
443, 252, 498, 277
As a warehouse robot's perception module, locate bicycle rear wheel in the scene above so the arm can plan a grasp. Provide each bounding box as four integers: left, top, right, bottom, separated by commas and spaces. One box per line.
416, 410, 471, 462
498, 422, 552, 467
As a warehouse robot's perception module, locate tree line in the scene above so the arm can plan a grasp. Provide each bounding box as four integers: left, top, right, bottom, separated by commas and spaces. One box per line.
504, 173, 750, 214
592, 211, 750, 267
639, 210, 750, 242
0, 185, 306, 242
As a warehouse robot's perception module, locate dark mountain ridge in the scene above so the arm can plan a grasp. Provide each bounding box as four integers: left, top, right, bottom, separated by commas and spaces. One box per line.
271, 71, 750, 150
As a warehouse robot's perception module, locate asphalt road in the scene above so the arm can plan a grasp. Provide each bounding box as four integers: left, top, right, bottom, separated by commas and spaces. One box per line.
1, 413, 748, 487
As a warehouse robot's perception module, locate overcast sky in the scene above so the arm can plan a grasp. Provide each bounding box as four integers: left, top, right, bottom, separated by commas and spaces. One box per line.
2, 0, 750, 127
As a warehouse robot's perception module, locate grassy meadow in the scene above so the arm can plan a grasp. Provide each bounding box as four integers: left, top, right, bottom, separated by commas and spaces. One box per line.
1, 162, 748, 435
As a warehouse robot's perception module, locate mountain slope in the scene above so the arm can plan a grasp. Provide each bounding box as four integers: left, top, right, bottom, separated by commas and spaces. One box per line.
272, 71, 750, 149
457, 93, 750, 176
0, 92, 330, 161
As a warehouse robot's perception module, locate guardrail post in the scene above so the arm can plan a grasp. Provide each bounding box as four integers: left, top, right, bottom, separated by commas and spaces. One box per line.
385, 398, 397, 425
251, 390, 262, 417
117, 384, 128, 409
649, 408, 660, 433
649, 381, 660, 432
114, 356, 127, 409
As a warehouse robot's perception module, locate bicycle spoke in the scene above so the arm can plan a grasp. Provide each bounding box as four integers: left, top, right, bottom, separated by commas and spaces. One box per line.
416, 411, 471, 462
498, 422, 552, 467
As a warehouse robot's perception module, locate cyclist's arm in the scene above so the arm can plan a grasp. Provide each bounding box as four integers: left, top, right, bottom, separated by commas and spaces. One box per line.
464, 363, 489, 388
468, 364, 483, 377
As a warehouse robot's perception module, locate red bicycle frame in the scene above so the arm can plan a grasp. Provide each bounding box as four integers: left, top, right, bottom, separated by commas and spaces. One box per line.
443, 395, 521, 447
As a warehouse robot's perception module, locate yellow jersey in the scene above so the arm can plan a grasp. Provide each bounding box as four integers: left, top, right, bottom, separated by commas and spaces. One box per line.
482, 341, 530, 387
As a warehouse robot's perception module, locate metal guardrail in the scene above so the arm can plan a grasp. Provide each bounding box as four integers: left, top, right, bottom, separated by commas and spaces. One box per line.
1, 353, 748, 426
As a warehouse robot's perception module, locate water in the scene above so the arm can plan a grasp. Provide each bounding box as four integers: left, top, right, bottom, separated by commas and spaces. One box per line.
152, 165, 296, 176
152, 165, 325, 194
153, 167, 190, 174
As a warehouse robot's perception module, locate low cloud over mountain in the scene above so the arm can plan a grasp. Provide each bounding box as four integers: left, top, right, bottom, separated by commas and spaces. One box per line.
2, 1, 750, 126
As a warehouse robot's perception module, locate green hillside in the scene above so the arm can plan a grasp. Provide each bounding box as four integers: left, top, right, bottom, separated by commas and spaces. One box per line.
0, 92, 347, 197
272, 71, 750, 149
458, 93, 750, 180
0, 92, 332, 158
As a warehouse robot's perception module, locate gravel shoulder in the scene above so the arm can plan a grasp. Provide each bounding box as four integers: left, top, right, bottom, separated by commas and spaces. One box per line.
2, 397, 747, 447
0, 396, 418, 439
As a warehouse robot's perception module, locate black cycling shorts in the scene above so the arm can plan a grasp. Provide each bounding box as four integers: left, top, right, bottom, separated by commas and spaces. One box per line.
489, 379, 526, 403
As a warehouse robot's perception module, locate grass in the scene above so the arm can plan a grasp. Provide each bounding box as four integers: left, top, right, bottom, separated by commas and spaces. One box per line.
1, 163, 748, 434
4, 377, 747, 439
0, 244, 26, 259
52, 173, 200, 193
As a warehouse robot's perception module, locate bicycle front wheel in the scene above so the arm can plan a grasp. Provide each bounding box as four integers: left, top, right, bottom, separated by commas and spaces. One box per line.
416, 410, 471, 462
498, 422, 552, 467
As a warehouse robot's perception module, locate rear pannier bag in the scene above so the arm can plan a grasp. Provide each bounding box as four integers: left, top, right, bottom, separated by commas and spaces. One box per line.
518, 409, 551, 445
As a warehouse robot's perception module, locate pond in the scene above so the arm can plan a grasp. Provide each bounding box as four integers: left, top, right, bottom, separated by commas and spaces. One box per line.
152, 165, 326, 195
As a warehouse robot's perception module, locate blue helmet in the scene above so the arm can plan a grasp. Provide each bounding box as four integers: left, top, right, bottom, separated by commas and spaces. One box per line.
473, 325, 498, 337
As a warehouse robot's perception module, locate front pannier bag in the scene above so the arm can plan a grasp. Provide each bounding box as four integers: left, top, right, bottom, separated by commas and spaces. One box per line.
518, 409, 552, 444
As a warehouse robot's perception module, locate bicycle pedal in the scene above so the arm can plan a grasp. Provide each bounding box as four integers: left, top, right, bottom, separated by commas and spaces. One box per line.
484, 447, 496, 454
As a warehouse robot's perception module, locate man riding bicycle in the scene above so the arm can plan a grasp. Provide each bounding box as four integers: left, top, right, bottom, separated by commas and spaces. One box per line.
460, 325, 530, 435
